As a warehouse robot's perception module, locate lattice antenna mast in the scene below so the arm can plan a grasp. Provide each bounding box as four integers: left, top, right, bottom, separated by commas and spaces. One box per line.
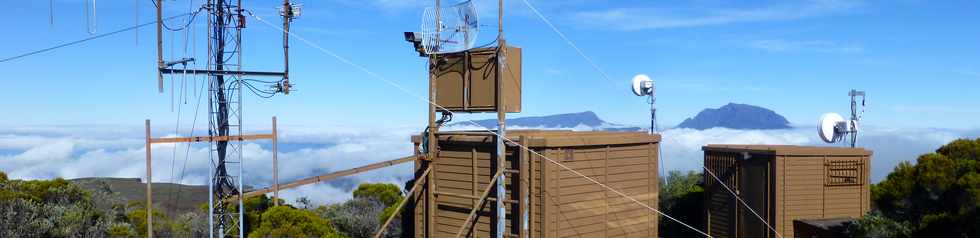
207, 1, 243, 237
154, 0, 296, 237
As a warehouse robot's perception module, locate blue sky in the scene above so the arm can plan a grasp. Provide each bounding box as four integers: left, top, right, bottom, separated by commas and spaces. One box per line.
1, 0, 979, 129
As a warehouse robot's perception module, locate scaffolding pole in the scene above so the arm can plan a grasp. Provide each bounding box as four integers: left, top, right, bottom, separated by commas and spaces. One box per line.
144, 117, 278, 238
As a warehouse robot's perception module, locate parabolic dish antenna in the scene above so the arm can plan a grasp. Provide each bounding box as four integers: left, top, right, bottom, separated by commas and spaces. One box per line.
420, 0, 479, 54
631, 74, 654, 96
818, 113, 845, 143
816, 89, 867, 147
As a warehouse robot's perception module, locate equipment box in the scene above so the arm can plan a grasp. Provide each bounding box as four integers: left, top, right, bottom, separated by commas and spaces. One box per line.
431, 46, 521, 113
410, 130, 660, 238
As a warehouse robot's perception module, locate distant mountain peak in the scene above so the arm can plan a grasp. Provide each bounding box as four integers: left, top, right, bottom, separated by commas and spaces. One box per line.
448, 111, 640, 131
677, 103, 791, 130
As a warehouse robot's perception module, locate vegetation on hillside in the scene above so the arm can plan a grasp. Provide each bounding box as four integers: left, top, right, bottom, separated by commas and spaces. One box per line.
0, 172, 213, 237
0, 171, 402, 238
847, 138, 980, 237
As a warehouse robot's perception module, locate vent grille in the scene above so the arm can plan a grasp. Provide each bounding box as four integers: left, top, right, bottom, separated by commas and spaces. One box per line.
825, 159, 864, 186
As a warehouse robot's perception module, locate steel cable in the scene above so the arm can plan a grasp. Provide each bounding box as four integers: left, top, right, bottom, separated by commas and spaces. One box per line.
0, 13, 193, 64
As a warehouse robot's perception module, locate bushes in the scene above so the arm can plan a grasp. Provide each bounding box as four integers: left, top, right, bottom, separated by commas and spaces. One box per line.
0, 173, 211, 237
319, 197, 388, 238
869, 138, 980, 237
353, 183, 402, 207
0, 176, 125, 237
845, 212, 911, 238
249, 206, 342, 238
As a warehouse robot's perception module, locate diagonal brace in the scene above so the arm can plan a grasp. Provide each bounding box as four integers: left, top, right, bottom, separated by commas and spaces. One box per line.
454, 171, 503, 238
372, 167, 432, 238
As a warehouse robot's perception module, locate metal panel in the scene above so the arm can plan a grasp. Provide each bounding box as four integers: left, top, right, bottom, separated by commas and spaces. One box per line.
430, 47, 522, 113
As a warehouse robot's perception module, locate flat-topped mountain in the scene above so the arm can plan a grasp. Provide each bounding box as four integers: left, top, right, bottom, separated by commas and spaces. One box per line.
677, 103, 791, 130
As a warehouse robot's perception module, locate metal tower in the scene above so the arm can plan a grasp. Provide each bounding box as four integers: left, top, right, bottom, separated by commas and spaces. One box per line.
155, 0, 295, 236
205, 1, 245, 236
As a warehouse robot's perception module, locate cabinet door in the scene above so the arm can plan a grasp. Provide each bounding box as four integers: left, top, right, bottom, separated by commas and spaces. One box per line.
468, 50, 498, 109
739, 159, 772, 238
434, 54, 466, 110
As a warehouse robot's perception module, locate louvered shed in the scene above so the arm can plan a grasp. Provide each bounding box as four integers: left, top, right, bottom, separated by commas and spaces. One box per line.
702, 145, 872, 238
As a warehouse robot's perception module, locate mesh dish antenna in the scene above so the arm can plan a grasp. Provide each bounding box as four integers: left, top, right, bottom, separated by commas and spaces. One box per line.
817, 90, 866, 147
421, 0, 479, 54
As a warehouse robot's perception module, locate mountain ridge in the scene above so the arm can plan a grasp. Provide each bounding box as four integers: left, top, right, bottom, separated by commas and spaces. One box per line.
448, 111, 641, 131
677, 103, 791, 130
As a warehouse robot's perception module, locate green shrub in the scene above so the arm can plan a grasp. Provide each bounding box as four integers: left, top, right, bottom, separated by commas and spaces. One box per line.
249, 206, 342, 238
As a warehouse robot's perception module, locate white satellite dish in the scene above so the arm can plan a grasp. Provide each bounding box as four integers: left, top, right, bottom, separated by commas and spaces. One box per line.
420, 0, 479, 54
817, 90, 866, 147
631, 74, 654, 96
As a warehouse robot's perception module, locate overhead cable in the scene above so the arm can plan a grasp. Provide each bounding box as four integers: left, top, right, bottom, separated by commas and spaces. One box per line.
0, 13, 192, 64
517, 0, 613, 83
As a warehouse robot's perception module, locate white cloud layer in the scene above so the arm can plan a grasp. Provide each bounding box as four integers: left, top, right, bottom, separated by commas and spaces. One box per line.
0, 123, 975, 206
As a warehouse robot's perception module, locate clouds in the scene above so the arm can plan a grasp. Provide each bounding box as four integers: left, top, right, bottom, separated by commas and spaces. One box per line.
659, 127, 813, 173
658, 126, 964, 183
573, 1, 862, 30
0, 122, 974, 206
0, 124, 417, 207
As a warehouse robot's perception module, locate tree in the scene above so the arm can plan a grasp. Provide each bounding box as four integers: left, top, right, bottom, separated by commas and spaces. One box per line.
353, 183, 403, 207
658, 171, 704, 238
320, 198, 388, 238
125, 202, 167, 237
871, 138, 980, 237
248, 206, 342, 238
236, 194, 284, 234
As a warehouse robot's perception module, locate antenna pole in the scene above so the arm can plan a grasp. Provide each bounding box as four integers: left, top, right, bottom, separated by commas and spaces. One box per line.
649, 96, 657, 134
281, 0, 292, 94
156, 0, 163, 92
848, 90, 865, 148
424, 2, 440, 238
494, 1, 507, 238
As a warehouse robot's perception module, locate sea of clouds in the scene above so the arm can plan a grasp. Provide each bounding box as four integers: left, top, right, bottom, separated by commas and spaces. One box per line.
0, 124, 976, 206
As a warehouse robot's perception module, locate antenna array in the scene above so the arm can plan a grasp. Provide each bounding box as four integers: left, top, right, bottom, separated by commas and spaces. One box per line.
818, 89, 867, 147
153, 0, 296, 237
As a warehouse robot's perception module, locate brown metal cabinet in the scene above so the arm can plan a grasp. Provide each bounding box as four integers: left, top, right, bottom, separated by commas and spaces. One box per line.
410, 130, 660, 238
702, 145, 872, 238
431, 46, 522, 113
